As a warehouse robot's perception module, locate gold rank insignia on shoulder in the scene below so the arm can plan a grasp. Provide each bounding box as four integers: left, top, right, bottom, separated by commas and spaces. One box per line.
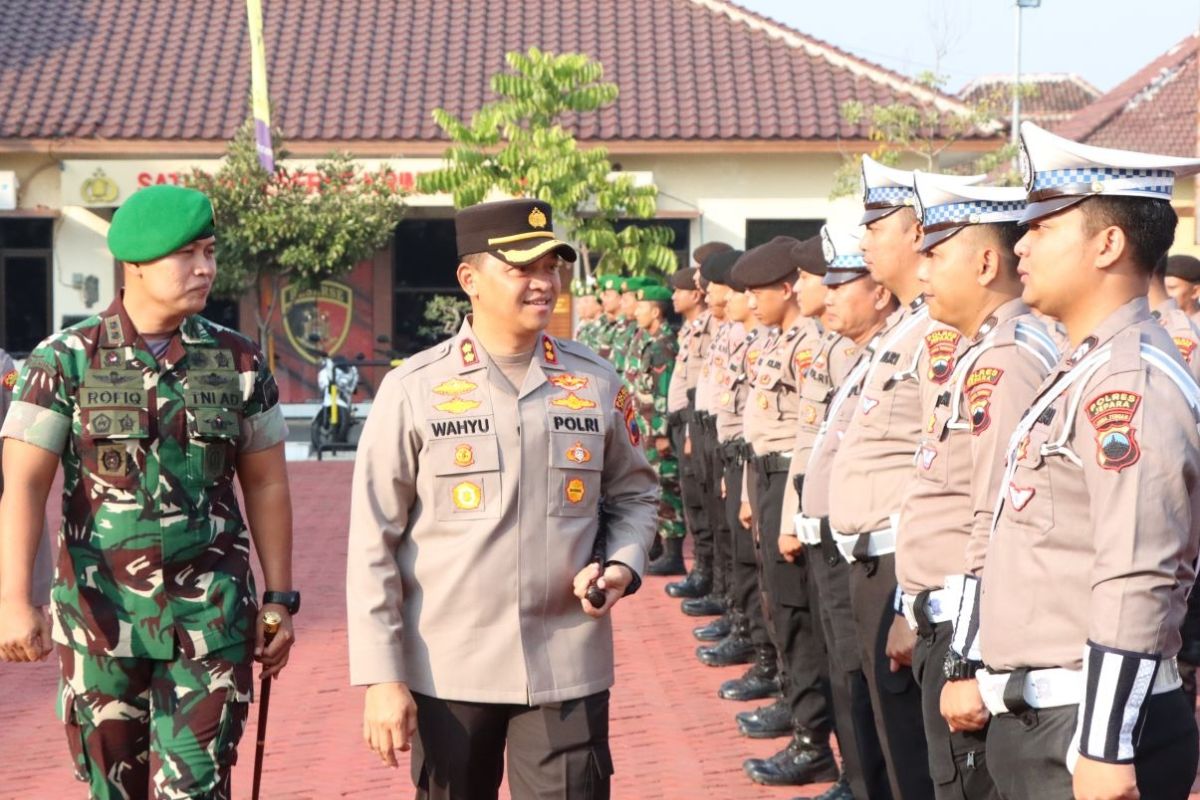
529, 207, 548, 229
551, 392, 596, 411
460, 339, 480, 367
454, 444, 475, 468
542, 337, 559, 364
452, 481, 483, 510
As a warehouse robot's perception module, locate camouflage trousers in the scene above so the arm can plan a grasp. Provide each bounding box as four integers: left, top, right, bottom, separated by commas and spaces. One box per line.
56, 640, 252, 800
646, 445, 685, 540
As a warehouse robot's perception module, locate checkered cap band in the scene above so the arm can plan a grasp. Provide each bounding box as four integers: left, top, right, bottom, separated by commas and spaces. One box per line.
1030, 167, 1174, 195
922, 200, 1026, 227
864, 186, 915, 206
829, 254, 867, 269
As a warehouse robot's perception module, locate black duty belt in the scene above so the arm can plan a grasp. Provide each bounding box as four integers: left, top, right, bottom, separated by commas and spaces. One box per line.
750, 451, 792, 475
719, 437, 745, 464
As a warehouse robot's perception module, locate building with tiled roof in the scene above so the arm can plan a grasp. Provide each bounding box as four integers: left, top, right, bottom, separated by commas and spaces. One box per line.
0, 0, 998, 400
958, 73, 1100, 125
1053, 33, 1197, 157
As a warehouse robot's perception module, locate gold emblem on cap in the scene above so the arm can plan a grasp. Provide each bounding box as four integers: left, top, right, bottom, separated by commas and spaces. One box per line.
528, 207, 548, 229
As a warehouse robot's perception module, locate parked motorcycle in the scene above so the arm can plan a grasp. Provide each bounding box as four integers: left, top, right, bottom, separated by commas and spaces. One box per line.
310, 345, 360, 453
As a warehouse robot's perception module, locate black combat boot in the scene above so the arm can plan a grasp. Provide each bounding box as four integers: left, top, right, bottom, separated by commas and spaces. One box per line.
719, 646, 780, 701
648, 533, 664, 562
693, 614, 734, 642
735, 697, 792, 738
664, 561, 711, 597
681, 593, 724, 617
696, 630, 753, 666
646, 537, 686, 576
789, 774, 854, 800
743, 728, 839, 786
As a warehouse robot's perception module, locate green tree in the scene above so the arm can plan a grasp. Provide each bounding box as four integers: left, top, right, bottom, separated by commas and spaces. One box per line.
830, 71, 1022, 198
184, 119, 407, 348
418, 48, 677, 279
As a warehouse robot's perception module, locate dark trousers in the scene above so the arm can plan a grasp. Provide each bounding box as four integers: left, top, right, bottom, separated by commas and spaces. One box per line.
849, 554, 933, 799
726, 452, 773, 651
912, 620, 998, 800
411, 691, 613, 800
672, 412, 711, 571
809, 530, 892, 800
751, 457, 831, 736
707, 438, 734, 605
986, 689, 1198, 800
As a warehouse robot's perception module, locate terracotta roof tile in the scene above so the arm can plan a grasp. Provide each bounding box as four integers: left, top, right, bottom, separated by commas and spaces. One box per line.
1053, 34, 1197, 156
0, 0, 989, 144
959, 74, 1100, 124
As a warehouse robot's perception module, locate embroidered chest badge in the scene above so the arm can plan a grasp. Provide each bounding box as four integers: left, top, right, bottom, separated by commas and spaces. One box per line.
965, 367, 1004, 435
1008, 482, 1035, 511
1174, 336, 1197, 364
549, 374, 589, 391
566, 441, 592, 464
925, 330, 960, 384
1086, 391, 1142, 472
433, 378, 481, 415
451, 481, 483, 510
454, 444, 475, 468
793, 349, 813, 377
565, 478, 587, 504
551, 393, 597, 411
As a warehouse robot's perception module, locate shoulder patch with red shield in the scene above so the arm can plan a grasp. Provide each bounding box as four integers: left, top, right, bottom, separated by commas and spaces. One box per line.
1086, 390, 1142, 472
965, 366, 1003, 435
925, 329, 961, 384
2, 369, 16, 391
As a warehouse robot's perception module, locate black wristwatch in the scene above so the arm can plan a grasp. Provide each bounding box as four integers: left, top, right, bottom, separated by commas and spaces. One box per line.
942, 649, 980, 681
262, 590, 301, 615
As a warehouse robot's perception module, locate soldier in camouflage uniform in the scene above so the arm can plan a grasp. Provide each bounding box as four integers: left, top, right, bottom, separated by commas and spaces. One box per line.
610, 276, 647, 378
632, 284, 686, 546
571, 277, 603, 350
592, 274, 624, 362
0, 185, 297, 800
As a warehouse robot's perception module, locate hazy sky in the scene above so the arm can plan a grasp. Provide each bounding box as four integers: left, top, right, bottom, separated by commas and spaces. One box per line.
738, 0, 1200, 94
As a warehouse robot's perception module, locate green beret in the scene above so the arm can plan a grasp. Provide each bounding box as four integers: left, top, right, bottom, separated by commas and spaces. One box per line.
108, 185, 215, 263
619, 275, 646, 293
598, 274, 621, 292
637, 285, 673, 302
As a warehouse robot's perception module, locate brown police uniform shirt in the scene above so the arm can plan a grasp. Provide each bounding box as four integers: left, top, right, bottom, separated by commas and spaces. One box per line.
712, 322, 754, 443
828, 298, 932, 535
781, 331, 858, 535
667, 320, 693, 414
895, 300, 1057, 595
346, 319, 659, 703
1152, 298, 1200, 384
981, 298, 1200, 671
691, 312, 719, 414
744, 318, 822, 458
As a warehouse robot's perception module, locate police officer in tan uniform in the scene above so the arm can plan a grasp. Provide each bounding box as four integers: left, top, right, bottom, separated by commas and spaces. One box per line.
898, 173, 1060, 800
347, 199, 658, 800
1164, 254, 1200, 322
796, 224, 897, 800
659, 265, 709, 576
967, 123, 1200, 800
667, 245, 728, 598
1148, 253, 1200, 383
732, 237, 837, 788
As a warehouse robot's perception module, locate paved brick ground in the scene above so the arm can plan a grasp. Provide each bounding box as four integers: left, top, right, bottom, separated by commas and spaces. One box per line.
2, 460, 1197, 799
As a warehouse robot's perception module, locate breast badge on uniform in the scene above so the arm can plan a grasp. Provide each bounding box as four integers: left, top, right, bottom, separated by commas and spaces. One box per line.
925, 330, 961, 384
96, 443, 127, 478
917, 443, 937, 470
860, 395, 879, 415
565, 478, 587, 504
1008, 482, 1035, 511
433, 379, 482, 414
965, 367, 1003, 435
1, 369, 16, 391
551, 393, 597, 411
802, 405, 817, 425
454, 444, 475, 468
566, 441, 592, 464
451, 481, 483, 510
793, 349, 813, 377
1173, 336, 1197, 364
1086, 391, 1142, 472
549, 374, 588, 391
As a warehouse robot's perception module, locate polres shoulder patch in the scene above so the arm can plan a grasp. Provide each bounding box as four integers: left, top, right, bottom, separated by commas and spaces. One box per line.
925, 329, 961, 384
1086, 390, 1142, 472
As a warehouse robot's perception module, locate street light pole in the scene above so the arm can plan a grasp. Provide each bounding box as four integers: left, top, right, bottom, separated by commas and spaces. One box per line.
1012, 0, 1041, 147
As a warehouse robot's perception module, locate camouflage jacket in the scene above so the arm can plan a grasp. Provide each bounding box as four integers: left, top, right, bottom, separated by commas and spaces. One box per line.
611, 318, 638, 375
573, 318, 600, 351
0, 296, 287, 659
633, 323, 678, 438
592, 316, 618, 362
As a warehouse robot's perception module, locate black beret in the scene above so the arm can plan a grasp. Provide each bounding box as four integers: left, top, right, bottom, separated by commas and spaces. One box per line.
791, 236, 826, 276
730, 236, 801, 289
455, 198, 577, 265
693, 241, 733, 266
700, 249, 743, 286
1167, 254, 1200, 282
670, 267, 699, 290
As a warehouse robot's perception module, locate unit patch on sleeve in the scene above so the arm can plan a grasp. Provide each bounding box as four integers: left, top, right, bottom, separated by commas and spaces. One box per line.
614, 386, 631, 411
925, 330, 961, 384
1085, 390, 1142, 472
1, 369, 16, 391
1173, 336, 1197, 364
965, 367, 1004, 435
